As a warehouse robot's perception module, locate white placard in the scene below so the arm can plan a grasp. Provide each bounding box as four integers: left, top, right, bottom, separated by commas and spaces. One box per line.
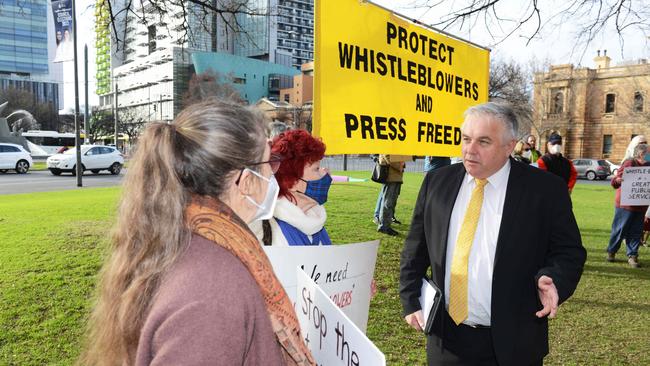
620, 167, 650, 206
264, 241, 379, 332
296, 268, 386, 366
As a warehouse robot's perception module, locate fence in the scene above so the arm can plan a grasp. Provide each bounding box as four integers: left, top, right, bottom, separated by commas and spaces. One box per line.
320, 155, 426, 173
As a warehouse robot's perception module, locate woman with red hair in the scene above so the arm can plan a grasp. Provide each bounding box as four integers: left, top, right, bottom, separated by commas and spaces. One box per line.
250, 129, 333, 246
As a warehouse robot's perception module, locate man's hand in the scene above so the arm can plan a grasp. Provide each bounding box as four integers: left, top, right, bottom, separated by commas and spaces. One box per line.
404, 310, 425, 332
536, 275, 559, 318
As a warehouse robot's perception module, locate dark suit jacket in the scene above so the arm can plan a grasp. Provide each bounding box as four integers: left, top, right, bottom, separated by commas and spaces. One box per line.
399, 158, 586, 366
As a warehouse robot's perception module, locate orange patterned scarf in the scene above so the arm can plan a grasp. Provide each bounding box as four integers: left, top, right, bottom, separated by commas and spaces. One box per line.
185, 196, 315, 366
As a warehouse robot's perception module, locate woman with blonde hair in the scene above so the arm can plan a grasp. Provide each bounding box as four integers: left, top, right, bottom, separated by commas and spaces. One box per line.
512, 140, 532, 164
79, 100, 314, 365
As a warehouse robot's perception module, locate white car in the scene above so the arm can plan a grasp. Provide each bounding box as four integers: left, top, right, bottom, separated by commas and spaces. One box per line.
0, 143, 33, 174
47, 145, 124, 176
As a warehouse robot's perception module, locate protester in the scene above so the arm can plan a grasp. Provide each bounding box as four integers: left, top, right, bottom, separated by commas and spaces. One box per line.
526, 134, 542, 162
537, 133, 577, 193
375, 154, 412, 236
424, 156, 451, 173
512, 140, 532, 164
621, 135, 648, 163
269, 120, 290, 138
250, 129, 331, 246
400, 102, 585, 365
79, 100, 314, 365
606, 143, 650, 268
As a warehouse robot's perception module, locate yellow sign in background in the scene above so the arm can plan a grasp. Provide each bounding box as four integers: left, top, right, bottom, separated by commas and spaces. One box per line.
313, 0, 490, 156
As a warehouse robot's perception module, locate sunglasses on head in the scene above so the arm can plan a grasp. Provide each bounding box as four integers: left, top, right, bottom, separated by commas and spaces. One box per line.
524, 148, 531, 151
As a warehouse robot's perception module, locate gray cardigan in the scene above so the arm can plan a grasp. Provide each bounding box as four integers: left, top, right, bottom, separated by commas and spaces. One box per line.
135, 234, 285, 365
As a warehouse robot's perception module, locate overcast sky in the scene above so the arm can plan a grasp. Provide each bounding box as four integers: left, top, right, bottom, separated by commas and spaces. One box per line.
372, 0, 650, 69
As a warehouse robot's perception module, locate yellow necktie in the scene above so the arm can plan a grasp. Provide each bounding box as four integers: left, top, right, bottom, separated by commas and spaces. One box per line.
448, 178, 488, 325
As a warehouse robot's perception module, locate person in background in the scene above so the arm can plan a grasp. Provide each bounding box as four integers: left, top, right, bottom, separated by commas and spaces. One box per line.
606, 143, 650, 268
643, 206, 650, 247
537, 133, 577, 193
269, 120, 290, 138
424, 156, 452, 173
79, 100, 314, 365
376, 154, 412, 236
526, 134, 542, 163
400, 102, 585, 365
621, 135, 647, 163
250, 129, 331, 246
512, 140, 532, 164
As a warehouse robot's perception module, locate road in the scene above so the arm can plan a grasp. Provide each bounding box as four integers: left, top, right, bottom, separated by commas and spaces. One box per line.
0, 170, 124, 195
0, 159, 611, 195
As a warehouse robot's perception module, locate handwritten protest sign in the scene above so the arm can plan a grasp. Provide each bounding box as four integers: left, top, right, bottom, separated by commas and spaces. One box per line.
621, 167, 650, 206
296, 268, 386, 366
264, 241, 379, 332
313, 0, 489, 155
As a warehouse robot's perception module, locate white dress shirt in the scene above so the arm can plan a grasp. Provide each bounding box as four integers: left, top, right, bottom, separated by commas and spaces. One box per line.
444, 160, 511, 326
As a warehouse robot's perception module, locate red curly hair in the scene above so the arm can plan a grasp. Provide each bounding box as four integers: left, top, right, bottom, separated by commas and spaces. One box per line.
272, 129, 326, 202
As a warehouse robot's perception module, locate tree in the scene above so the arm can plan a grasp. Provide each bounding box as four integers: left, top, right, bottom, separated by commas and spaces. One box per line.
488, 58, 534, 138
0, 86, 59, 131
408, 0, 649, 55
182, 70, 245, 107
117, 108, 147, 145
87, 108, 115, 143
100, 0, 271, 50
87, 107, 146, 146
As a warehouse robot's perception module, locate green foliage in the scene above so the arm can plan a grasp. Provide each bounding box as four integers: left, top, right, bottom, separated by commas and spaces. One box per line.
0, 175, 648, 365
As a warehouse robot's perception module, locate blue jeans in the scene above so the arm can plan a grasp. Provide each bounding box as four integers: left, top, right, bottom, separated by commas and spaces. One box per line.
607, 207, 644, 257
374, 186, 385, 218
379, 182, 401, 229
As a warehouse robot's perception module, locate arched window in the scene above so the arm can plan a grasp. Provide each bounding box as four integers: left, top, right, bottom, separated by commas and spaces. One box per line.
634, 92, 644, 112
552, 92, 563, 114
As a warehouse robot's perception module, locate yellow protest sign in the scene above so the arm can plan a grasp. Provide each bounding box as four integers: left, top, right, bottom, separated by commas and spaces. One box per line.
313, 0, 490, 156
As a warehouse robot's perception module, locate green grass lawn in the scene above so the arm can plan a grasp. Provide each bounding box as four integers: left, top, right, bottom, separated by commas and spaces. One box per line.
1, 173, 649, 365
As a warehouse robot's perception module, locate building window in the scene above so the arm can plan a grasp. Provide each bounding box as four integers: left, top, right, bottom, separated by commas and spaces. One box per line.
148, 25, 156, 54
605, 93, 616, 113
552, 91, 563, 114
634, 92, 644, 112
602, 135, 612, 156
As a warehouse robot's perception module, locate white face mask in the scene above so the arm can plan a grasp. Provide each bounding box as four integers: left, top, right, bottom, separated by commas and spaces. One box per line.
244, 168, 279, 222
549, 144, 562, 155
522, 150, 532, 159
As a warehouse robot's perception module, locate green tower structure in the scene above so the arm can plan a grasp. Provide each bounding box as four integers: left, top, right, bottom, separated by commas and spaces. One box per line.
95, 0, 111, 96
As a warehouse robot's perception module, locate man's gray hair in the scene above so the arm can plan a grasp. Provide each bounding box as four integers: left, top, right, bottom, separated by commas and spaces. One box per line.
269, 121, 290, 138
633, 143, 648, 158
464, 102, 519, 141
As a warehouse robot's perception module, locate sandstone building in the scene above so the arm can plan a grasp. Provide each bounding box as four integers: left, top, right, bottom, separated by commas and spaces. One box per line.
532, 51, 650, 162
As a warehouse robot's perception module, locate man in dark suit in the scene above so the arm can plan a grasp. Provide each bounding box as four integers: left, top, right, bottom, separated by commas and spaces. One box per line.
399, 102, 586, 366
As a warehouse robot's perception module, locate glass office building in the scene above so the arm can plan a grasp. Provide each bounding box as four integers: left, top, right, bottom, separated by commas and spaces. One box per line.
0, 0, 49, 75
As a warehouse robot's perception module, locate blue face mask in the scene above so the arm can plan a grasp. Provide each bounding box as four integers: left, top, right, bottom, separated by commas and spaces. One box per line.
301, 173, 333, 205
645, 153, 650, 162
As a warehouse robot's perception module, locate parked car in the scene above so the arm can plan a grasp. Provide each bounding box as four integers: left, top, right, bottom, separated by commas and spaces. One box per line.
605, 160, 621, 176
46, 145, 124, 176
0, 143, 33, 174
572, 158, 611, 180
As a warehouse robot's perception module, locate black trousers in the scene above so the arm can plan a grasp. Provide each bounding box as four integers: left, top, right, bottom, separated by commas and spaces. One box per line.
426, 312, 543, 366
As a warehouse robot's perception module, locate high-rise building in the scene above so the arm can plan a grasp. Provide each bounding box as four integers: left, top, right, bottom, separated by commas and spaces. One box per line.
0, 0, 60, 123
234, 0, 314, 69
96, 0, 314, 121
0, 0, 49, 74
